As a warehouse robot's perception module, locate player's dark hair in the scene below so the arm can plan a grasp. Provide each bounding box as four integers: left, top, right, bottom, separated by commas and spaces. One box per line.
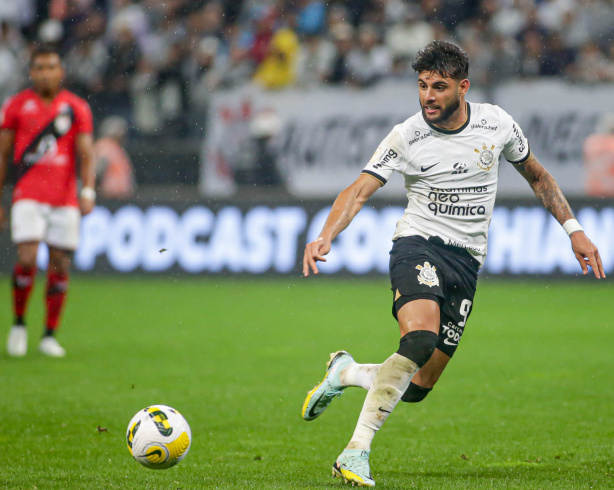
412, 40, 469, 80
30, 44, 62, 65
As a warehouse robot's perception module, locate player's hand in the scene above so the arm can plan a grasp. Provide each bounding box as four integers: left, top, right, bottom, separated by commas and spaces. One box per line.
571, 231, 605, 279
79, 196, 95, 216
0, 206, 7, 231
303, 236, 331, 277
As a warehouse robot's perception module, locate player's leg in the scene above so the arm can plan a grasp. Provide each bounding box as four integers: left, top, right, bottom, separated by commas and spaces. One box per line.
401, 348, 450, 402
45, 246, 72, 336
13, 242, 39, 325
39, 206, 80, 357
325, 345, 449, 400
339, 360, 380, 390
39, 247, 71, 357
7, 200, 46, 357
333, 236, 444, 486
333, 299, 440, 487
346, 299, 439, 450
7, 242, 40, 357
401, 240, 479, 404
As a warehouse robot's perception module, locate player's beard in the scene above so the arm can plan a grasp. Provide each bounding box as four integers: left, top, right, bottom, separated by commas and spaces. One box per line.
421, 96, 461, 126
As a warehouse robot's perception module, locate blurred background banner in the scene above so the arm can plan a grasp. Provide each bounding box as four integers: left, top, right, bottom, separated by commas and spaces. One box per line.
201, 80, 614, 198
494, 80, 614, 197
1, 200, 610, 276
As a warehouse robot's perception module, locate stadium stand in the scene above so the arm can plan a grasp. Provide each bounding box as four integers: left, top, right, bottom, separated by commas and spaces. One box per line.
1, 0, 614, 185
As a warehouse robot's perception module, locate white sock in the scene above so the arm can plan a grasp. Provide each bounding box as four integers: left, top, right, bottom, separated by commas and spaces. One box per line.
346, 353, 418, 451
340, 363, 380, 390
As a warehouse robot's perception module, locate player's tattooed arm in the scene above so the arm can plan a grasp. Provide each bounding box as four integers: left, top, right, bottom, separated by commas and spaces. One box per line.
514, 152, 574, 224
514, 152, 605, 279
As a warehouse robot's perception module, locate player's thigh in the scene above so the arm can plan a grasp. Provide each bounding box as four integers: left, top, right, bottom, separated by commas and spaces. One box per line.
411, 348, 451, 389
396, 299, 440, 336
46, 206, 81, 251
11, 199, 47, 246
389, 236, 444, 337
436, 252, 479, 358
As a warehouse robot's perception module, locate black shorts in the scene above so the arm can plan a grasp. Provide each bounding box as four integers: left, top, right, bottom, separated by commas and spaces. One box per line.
389, 235, 480, 358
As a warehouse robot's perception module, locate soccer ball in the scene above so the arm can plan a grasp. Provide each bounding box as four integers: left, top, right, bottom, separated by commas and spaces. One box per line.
126, 405, 192, 469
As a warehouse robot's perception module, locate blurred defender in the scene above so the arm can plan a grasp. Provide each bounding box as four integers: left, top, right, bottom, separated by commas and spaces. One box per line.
301, 41, 605, 487
0, 46, 96, 357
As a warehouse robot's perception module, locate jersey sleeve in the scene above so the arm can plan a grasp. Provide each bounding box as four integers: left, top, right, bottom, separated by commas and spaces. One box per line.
0, 95, 19, 131
500, 109, 530, 164
73, 99, 94, 134
362, 126, 407, 185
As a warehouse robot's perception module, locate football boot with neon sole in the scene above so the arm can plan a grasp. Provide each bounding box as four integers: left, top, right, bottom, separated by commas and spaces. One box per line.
332, 449, 375, 487
302, 350, 354, 421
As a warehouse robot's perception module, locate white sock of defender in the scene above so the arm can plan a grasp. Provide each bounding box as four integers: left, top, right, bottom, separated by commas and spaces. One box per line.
346, 353, 418, 450
340, 363, 380, 390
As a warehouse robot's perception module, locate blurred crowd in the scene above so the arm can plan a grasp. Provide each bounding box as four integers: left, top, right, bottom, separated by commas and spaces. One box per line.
1, 0, 614, 137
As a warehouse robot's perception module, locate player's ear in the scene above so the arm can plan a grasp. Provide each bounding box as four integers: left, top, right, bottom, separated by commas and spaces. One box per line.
458, 79, 470, 96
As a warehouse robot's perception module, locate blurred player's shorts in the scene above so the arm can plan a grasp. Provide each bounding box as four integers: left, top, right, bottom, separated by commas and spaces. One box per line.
11, 200, 81, 250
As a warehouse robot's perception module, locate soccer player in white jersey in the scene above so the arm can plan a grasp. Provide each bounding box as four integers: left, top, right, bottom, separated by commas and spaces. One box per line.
301, 41, 605, 487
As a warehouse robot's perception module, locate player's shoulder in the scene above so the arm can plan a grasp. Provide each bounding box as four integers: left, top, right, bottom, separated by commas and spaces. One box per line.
469, 102, 514, 127
3, 88, 35, 108
59, 89, 91, 110
396, 111, 429, 133
0, 89, 35, 126
393, 111, 432, 145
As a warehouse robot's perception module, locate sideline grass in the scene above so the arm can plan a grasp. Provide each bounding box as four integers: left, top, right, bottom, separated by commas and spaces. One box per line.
0, 276, 612, 489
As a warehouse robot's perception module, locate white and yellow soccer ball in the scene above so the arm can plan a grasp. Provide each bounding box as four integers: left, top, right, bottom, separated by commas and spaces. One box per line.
126, 405, 192, 469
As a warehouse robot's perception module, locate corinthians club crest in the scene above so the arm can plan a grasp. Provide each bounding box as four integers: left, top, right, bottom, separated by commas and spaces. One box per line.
416, 262, 439, 288
475, 143, 496, 171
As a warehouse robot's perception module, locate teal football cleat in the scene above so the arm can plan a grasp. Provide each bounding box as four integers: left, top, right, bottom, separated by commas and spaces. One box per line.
332, 449, 375, 487
302, 350, 354, 421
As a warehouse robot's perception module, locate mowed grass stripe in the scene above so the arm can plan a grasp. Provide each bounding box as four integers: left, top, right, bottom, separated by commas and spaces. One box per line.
0, 276, 612, 489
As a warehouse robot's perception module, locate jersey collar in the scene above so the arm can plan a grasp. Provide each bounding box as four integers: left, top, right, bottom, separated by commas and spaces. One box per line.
423, 102, 471, 135
29, 87, 66, 107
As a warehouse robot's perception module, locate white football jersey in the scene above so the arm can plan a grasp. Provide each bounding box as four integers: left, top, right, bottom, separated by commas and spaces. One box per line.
363, 102, 530, 265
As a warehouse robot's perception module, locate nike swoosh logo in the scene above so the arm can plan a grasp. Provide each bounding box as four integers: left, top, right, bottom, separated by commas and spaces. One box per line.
146, 449, 162, 458
379, 407, 391, 414
443, 339, 458, 346
421, 163, 440, 172
307, 400, 320, 419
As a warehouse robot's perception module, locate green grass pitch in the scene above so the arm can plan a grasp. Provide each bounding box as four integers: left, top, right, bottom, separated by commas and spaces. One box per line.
0, 276, 612, 489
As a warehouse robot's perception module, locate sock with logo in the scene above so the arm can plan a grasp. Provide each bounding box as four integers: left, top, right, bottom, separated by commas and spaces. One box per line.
45, 272, 69, 333
346, 330, 439, 451
12, 264, 37, 326
346, 353, 418, 450
340, 362, 380, 390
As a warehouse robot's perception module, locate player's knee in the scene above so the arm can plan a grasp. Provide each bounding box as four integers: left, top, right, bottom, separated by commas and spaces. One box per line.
396, 330, 438, 367
48, 249, 72, 274
401, 381, 432, 403
17, 248, 38, 268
